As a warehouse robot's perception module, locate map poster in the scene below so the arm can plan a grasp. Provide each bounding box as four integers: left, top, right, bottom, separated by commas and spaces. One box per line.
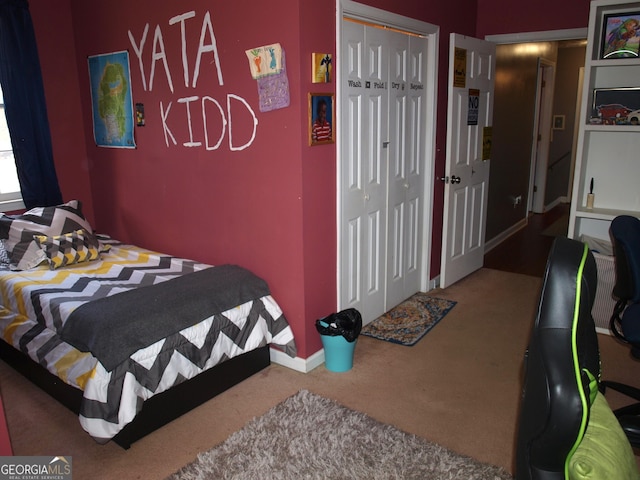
88, 51, 136, 148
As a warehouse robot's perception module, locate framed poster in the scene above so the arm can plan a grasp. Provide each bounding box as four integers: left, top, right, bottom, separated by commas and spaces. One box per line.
468, 89, 479, 125
309, 93, 334, 145
482, 126, 492, 161
453, 48, 467, 88
312, 53, 332, 83
600, 12, 640, 59
591, 87, 640, 124
88, 51, 136, 148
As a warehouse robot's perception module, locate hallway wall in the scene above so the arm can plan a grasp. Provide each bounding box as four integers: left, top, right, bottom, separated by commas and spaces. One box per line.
487, 40, 586, 243
487, 42, 557, 240
545, 44, 586, 206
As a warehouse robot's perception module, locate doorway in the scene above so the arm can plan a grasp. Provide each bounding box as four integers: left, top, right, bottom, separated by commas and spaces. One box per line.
336, 1, 438, 324
483, 30, 587, 248
529, 60, 556, 214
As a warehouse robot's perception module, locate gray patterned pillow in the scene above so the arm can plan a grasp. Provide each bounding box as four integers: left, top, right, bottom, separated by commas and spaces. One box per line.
0, 200, 93, 270
33, 229, 110, 270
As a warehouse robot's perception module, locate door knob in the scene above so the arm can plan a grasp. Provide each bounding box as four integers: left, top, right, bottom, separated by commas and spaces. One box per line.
439, 175, 461, 184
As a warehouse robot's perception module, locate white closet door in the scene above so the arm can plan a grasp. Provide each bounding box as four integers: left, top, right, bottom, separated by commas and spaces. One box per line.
386, 31, 428, 309
340, 20, 428, 324
340, 20, 388, 323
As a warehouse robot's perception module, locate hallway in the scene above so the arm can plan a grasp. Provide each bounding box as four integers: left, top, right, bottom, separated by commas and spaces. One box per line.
483, 204, 570, 277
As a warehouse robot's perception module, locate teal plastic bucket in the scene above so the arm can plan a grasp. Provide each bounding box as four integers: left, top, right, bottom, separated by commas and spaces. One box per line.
320, 334, 357, 372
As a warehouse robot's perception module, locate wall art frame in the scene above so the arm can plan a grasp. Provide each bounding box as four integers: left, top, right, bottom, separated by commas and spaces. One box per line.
308, 93, 335, 145
552, 114, 565, 130
600, 11, 640, 59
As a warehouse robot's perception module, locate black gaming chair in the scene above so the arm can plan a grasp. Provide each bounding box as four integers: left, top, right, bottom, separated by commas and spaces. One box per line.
600, 215, 640, 447
516, 237, 639, 480
608, 215, 640, 356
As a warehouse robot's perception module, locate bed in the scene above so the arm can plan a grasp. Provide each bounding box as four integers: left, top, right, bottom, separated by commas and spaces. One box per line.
0, 200, 296, 448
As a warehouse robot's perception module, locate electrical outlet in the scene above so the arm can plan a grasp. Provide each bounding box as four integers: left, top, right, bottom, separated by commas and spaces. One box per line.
509, 195, 523, 208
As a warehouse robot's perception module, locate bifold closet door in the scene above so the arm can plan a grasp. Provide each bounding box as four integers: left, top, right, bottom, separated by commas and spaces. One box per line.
340, 20, 427, 324
385, 30, 427, 310
340, 19, 388, 323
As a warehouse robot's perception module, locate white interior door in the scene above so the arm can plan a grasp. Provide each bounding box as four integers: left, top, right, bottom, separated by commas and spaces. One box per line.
440, 33, 496, 288
340, 19, 388, 323
385, 31, 428, 309
339, 18, 430, 324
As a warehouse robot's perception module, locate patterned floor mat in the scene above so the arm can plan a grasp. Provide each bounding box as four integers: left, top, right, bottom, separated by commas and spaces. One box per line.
361, 293, 456, 346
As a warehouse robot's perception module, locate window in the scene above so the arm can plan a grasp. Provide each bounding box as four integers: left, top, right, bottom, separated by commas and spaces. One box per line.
0, 85, 23, 212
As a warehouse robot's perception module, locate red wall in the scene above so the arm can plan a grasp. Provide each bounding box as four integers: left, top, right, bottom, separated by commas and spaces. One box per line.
299, 3, 338, 336
29, 0, 591, 361
30, 1, 94, 224
476, 0, 590, 38
31, 0, 329, 359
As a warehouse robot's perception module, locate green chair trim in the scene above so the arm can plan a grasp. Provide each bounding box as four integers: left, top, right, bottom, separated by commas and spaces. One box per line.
565, 242, 591, 479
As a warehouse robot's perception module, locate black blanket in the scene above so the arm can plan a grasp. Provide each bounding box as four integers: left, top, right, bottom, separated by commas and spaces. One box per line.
60, 264, 270, 370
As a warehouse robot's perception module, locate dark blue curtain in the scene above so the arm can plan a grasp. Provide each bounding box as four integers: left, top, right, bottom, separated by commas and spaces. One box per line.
0, 0, 61, 208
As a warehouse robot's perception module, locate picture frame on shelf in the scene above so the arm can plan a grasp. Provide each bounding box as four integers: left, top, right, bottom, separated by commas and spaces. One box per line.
599, 11, 640, 59
308, 93, 335, 145
590, 87, 640, 125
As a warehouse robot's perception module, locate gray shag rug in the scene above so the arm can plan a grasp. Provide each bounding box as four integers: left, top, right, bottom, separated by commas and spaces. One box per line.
167, 390, 513, 480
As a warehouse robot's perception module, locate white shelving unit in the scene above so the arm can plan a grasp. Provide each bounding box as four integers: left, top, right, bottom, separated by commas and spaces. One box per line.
568, 0, 640, 242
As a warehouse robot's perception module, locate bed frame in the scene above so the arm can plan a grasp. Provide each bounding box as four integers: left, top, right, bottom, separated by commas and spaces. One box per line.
0, 339, 270, 449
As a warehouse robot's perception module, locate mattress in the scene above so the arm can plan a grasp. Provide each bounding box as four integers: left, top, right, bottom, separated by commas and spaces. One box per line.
0, 238, 296, 442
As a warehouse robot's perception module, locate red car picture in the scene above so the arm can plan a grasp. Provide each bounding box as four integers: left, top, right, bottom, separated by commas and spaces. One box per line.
595, 103, 634, 123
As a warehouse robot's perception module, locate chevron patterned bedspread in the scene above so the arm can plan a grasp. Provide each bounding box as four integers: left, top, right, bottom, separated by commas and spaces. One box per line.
0, 239, 296, 442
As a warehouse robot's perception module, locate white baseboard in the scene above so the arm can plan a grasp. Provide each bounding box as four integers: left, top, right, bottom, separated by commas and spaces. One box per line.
485, 217, 528, 253
270, 347, 325, 373
270, 274, 441, 372
544, 197, 569, 212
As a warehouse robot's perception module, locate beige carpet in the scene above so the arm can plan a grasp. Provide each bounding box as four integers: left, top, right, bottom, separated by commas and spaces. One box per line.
0, 268, 638, 479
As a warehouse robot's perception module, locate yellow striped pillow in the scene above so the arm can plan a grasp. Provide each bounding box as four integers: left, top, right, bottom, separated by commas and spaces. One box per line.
34, 229, 109, 270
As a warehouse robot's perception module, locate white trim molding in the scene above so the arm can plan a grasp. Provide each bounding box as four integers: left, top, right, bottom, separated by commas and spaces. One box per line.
0, 198, 25, 213
485, 28, 588, 44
